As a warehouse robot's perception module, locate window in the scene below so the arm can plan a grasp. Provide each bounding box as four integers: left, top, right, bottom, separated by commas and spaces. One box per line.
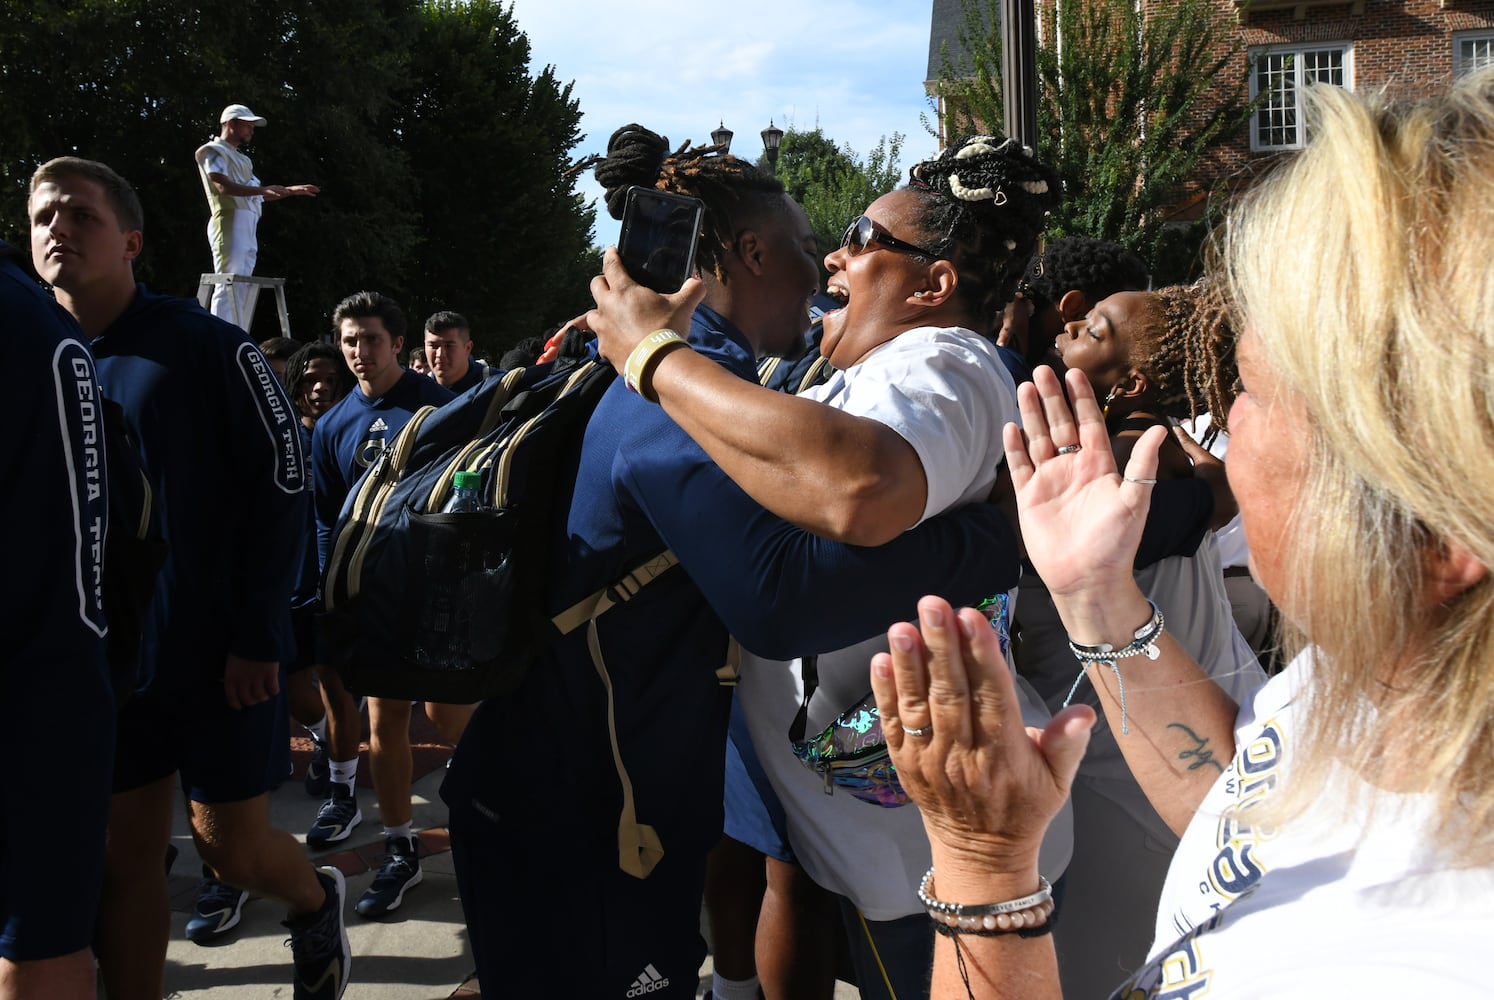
1455, 32, 1494, 78
1249, 44, 1351, 151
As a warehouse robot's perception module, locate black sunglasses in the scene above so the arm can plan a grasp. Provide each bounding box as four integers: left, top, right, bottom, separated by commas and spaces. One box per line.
840, 215, 942, 261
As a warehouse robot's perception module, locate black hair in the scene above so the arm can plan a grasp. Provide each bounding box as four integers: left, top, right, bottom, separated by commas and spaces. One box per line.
284, 340, 354, 417
593, 124, 787, 281
498, 335, 545, 370
424, 310, 470, 337
1025, 236, 1149, 309
258, 336, 300, 361
331, 291, 406, 343
905, 135, 1062, 326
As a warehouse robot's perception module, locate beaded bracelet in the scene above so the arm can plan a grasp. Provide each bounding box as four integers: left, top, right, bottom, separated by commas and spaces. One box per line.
623, 329, 689, 402
918, 869, 1054, 936
1061, 599, 1165, 735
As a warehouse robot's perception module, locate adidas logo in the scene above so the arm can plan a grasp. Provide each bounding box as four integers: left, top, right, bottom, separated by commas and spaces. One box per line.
625, 963, 669, 997
369, 417, 389, 433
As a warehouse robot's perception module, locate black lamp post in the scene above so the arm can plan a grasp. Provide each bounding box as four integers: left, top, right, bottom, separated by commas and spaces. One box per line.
711, 120, 734, 153
761, 119, 784, 172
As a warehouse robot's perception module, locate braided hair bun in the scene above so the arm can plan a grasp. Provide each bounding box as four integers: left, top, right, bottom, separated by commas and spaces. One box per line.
906, 135, 1062, 325
592, 123, 784, 281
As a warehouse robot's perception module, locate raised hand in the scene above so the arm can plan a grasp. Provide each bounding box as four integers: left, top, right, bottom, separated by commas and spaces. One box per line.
586, 247, 704, 366
1002, 366, 1167, 603
871, 596, 1094, 881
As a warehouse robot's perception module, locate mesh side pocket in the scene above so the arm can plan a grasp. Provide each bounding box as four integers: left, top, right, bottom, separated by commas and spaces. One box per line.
405, 507, 516, 674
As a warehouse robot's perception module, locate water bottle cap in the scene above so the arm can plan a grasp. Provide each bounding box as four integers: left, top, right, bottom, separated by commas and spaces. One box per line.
453, 471, 482, 491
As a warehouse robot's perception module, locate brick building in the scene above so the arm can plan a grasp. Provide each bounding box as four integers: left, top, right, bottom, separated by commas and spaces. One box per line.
928, 0, 1494, 198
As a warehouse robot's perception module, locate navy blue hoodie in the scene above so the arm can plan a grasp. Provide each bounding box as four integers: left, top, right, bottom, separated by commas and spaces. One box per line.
89, 285, 308, 691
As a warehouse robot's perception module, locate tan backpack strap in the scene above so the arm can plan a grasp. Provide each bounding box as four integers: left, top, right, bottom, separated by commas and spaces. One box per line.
585, 617, 665, 879
715, 637, 741, 687
551, 550, 679, 637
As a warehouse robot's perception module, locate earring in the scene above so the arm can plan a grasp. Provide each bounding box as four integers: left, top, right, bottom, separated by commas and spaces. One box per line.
914, 291, 928, 298
1103, 388, 1118, 419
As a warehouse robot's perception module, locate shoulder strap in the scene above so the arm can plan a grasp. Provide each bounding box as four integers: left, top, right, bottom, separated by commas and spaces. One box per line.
787, 654, 821, 745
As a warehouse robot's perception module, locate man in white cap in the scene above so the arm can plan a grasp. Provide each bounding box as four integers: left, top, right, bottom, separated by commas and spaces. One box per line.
194, 103, 320, 328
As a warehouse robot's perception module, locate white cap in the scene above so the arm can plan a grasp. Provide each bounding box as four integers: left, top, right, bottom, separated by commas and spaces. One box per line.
220, 104, 267, 126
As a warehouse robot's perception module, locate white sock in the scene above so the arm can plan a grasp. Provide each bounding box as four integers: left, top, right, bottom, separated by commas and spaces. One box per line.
383, 822, 413, 843
329, 758, 358, 788
711, 973, 761, 1000
305, 716, 328, 743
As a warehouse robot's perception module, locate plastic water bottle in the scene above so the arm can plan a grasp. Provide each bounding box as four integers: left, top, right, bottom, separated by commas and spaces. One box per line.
444, 470, 483, 513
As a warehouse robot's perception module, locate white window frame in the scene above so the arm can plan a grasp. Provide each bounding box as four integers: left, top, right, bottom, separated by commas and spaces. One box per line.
1454, 31, 1494, 78
1248, 43, 1353, 152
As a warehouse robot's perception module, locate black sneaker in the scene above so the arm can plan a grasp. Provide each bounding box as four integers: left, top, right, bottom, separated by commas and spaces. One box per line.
306, 783, 362, 850
304, 736, 330, 798
285, 866, 351, 1000
185, 865, 250, 944
354, 835, 422, 918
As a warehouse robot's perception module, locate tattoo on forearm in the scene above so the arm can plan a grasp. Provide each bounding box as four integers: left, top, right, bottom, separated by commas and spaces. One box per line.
1167, 722, 1225, 774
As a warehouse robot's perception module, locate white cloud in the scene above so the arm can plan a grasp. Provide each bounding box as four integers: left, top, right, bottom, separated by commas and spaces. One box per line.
507, 0, 941, 245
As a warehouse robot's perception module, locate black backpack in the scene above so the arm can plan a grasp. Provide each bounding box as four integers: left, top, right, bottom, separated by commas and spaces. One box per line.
318, 356, 677, 703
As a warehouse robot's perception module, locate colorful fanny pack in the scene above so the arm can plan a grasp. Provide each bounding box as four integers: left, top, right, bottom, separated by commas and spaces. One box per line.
786, 593, 1012, 809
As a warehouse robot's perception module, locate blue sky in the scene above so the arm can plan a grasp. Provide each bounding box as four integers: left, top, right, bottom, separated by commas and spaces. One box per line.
505, 1, 944, 247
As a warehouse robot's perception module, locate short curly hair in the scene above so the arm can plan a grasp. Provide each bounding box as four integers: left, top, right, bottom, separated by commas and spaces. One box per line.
1025, 236, 1149, 308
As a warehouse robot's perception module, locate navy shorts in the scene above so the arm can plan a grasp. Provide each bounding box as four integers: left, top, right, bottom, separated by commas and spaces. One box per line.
114, 677, 284, 804
447, 793, 708, 999
0, 688, 113, 961
722, 695, 795, 863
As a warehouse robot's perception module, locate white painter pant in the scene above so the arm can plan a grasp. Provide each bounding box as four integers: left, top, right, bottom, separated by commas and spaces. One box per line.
207, 208, 260, 330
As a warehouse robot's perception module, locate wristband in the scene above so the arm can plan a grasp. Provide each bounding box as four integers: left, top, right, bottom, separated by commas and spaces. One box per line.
623, 329, 689, 403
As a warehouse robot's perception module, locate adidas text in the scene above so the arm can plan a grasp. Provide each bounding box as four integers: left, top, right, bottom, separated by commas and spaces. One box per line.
626, 963, 669, 997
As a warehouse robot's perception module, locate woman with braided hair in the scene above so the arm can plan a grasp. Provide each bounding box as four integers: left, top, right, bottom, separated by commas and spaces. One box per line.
440, 124, 1018, 999
1014, 281, 1263, 996
589, 135, 1073, 999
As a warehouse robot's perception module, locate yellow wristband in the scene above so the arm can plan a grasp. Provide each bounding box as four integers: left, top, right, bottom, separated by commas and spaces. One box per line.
623, 329, 689, 403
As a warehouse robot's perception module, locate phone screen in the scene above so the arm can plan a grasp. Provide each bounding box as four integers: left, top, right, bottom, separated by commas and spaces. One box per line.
618, 187, 704, 294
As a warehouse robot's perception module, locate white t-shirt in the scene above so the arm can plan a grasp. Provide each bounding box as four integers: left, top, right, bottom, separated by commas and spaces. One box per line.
1116, 650, 1494, 997
1179, 412, 1249, 569
737, 325, 1074, 921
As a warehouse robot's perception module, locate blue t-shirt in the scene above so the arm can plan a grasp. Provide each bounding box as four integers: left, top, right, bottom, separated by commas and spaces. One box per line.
447, 359, 486, 396
311, 368, 455, 567
443, 303, 1021, 864
89, 284, 308, 690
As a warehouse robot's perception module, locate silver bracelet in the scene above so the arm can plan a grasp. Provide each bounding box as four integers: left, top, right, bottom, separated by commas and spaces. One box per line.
1062, 600, 1165, 735
918, 868, 1052, 917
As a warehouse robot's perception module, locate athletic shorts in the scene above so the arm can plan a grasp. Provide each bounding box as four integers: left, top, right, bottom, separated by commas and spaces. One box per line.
113, 676, 283, 804
722, 695, 795, 863
288, 603, 318, 674
0, 689, 113, 961
447, 792, 708, 999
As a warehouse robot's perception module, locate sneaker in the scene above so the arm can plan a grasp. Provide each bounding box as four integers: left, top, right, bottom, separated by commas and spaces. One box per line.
185, 865, 250, 944
304, 736, 330, 798
354, 835, 422, 918
306, 783, 362, 849
285, 866, 351, 1000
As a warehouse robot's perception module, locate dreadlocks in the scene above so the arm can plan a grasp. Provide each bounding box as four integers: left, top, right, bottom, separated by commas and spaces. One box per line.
905, 135, 1062, 326
593, 123, 786, 282
1129, 281, 1239, 428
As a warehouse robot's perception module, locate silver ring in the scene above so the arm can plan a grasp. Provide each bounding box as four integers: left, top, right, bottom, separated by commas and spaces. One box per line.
1055, 444, 1081, 455
902, 724, 933, 738
1124, 476, 1159, 485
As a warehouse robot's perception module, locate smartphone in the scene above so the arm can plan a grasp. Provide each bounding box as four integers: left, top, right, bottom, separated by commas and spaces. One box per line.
617, 186, 704, 294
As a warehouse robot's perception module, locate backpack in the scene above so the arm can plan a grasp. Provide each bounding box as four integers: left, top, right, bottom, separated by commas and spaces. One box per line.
318, 356, 678, 704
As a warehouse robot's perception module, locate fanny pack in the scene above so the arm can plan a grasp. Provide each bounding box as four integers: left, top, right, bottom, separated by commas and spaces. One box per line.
788, 654, 910, 808
786, 593, 1013, 809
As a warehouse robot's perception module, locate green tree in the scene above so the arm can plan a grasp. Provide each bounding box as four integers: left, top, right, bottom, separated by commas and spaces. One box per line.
393, 0, 596, 355
0, 0, 596, 348
932, 0, 1252, 283
767, 127, 905, 275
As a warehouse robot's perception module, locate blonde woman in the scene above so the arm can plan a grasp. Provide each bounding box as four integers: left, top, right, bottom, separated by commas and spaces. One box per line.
871, 72, 1494, 998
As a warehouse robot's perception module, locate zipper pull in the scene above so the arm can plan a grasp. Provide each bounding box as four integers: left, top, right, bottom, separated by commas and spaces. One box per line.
822, 769, 834, 796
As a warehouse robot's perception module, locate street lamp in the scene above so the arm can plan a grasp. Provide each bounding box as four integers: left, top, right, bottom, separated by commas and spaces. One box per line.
711, 120, 734, 153
761, 119, 784, 172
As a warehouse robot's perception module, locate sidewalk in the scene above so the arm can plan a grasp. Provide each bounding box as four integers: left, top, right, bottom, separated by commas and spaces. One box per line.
159, 717, 861, 999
